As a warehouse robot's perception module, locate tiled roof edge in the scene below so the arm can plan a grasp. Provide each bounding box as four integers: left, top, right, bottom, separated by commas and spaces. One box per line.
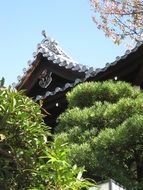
34, 41, 143, 100
35, 74, 90, 101
91, 41, 143, 76
13, 31, 93, 88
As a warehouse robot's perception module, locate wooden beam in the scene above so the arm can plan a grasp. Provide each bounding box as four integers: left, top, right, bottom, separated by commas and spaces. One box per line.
17, 55, 46, 94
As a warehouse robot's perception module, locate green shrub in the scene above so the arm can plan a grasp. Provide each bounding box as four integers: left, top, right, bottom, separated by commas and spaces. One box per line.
0, 87, 94, 190
55, 81, 143, 189
0, 87, 49, 189
93, 114, 143, 189
33, 139, 95, 190
67, 81, 141, 108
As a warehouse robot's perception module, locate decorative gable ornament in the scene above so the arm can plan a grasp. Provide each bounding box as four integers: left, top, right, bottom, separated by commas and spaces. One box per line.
39, 69, 52, 88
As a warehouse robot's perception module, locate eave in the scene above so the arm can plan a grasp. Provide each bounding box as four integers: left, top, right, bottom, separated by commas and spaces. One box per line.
15, 32, 143, 102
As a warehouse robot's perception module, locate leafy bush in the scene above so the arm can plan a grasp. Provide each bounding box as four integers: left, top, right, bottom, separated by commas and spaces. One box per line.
0, 86, 94, 190
93, 114, 143, 189
0, 87, 49, 189
67, 81, 141, 108
33, 139, 95, 190
55, 81, 143, 189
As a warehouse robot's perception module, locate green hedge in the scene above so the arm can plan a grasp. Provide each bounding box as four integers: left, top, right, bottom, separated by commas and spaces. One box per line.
67, 81, 141, 108
55, 81, 143, 189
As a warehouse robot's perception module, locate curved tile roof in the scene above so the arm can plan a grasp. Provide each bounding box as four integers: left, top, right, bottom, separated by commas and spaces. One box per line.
14, 31, 143, 100
14, 31, 95, 90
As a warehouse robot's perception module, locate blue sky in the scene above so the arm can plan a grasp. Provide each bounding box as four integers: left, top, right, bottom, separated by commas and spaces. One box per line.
0, 0, 126, 86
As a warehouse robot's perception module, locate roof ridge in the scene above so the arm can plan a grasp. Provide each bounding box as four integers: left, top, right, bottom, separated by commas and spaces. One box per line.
41, 30, 75, 63
13, 31, 94, 89
13, 31, 143, 90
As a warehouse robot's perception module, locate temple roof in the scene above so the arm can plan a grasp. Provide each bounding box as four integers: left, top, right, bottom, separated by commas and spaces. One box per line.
14, 32, 143, 128
89, 41, 143, 83
15, 31, 143, 101
15, 31, 94, 98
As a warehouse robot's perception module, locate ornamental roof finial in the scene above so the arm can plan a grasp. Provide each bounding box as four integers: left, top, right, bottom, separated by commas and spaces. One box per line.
42, 30, 47, 38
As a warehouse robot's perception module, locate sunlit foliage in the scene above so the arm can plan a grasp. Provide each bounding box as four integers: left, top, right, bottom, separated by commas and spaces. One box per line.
55, 81, 143, 189
0, 86, 94, 190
